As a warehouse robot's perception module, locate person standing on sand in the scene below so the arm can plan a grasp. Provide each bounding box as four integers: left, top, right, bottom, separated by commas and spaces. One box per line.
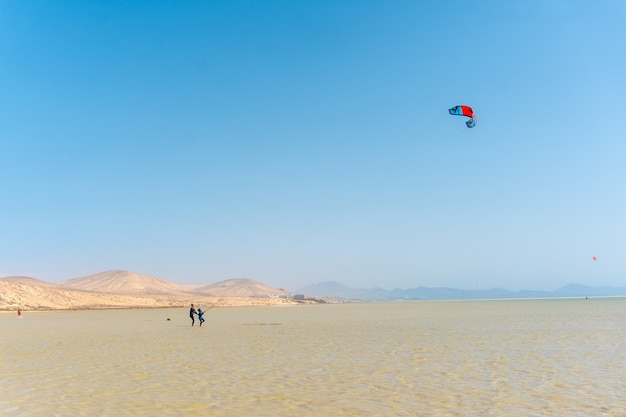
189, 304, 197, 326
197, 308, 205, 326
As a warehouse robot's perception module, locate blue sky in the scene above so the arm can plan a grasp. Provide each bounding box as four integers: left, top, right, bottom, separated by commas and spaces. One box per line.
1, 1, 625, 291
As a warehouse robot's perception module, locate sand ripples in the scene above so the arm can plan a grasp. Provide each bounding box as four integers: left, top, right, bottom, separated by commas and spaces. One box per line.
2, 300, 625, 416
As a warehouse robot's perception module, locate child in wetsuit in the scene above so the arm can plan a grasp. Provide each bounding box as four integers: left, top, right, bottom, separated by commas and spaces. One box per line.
197, 308, 205, 326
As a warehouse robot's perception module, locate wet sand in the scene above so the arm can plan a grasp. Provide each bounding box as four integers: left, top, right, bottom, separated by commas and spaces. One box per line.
2, 299, 625, 416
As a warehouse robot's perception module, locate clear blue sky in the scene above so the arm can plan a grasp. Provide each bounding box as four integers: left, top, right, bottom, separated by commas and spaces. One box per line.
1, 1, 625, 291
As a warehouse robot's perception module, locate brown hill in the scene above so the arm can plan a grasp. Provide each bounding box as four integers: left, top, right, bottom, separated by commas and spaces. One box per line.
0, 271, 300, 310
0, 279, 298, 311
58, 270, 188, 294
0, 278, 189, 310
0, 276, 54, 286
196, 278, 289, 297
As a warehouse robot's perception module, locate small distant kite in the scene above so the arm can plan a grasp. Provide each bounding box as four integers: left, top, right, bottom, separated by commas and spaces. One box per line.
449, 105, 476, 128
592, 256, 598, 261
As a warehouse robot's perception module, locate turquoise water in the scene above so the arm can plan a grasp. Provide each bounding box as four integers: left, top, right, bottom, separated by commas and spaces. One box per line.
2, 299, 625, 416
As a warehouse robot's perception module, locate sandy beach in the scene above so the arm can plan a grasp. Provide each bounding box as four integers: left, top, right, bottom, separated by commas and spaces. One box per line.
3, 299, 626, 416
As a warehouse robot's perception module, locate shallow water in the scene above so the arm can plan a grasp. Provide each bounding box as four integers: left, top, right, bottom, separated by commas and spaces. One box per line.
2, 299, 625, 416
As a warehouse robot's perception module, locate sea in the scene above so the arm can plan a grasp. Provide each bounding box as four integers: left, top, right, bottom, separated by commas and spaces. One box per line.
1, 298, 625, 417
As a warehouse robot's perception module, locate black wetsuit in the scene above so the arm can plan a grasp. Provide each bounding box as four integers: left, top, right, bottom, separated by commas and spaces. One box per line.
190, 307, 197, 326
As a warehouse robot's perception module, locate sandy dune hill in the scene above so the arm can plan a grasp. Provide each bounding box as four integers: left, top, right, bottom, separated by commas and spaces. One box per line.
196, 278, 289, 297
58, 270, 189, 294
0, 278, 184, 310
0, 276, 55, 286
0, 271, 299, 310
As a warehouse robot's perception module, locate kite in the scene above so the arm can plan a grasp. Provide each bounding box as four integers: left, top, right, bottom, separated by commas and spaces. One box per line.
449, 105, 476, 128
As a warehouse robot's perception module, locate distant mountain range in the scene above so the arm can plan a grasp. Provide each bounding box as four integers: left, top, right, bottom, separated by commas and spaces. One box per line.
4, 269, 625, 310
297, 281, 626, 301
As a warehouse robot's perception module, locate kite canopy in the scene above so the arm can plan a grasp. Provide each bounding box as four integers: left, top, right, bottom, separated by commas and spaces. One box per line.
449, 105, 476, 128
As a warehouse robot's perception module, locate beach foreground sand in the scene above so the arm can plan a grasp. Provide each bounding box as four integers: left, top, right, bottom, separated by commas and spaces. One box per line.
3, 300, 626, 416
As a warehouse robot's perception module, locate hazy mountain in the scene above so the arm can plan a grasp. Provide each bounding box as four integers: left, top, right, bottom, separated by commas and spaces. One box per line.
554, 283, 626, 297
298, 281, 626, 300
296, 281, 390, 300
57, 270, 189, 294
196, 278, 289, 297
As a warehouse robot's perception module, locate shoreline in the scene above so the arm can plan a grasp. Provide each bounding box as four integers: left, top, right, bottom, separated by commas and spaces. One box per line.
0, 295, 333, 312
4, 295, 623, 313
